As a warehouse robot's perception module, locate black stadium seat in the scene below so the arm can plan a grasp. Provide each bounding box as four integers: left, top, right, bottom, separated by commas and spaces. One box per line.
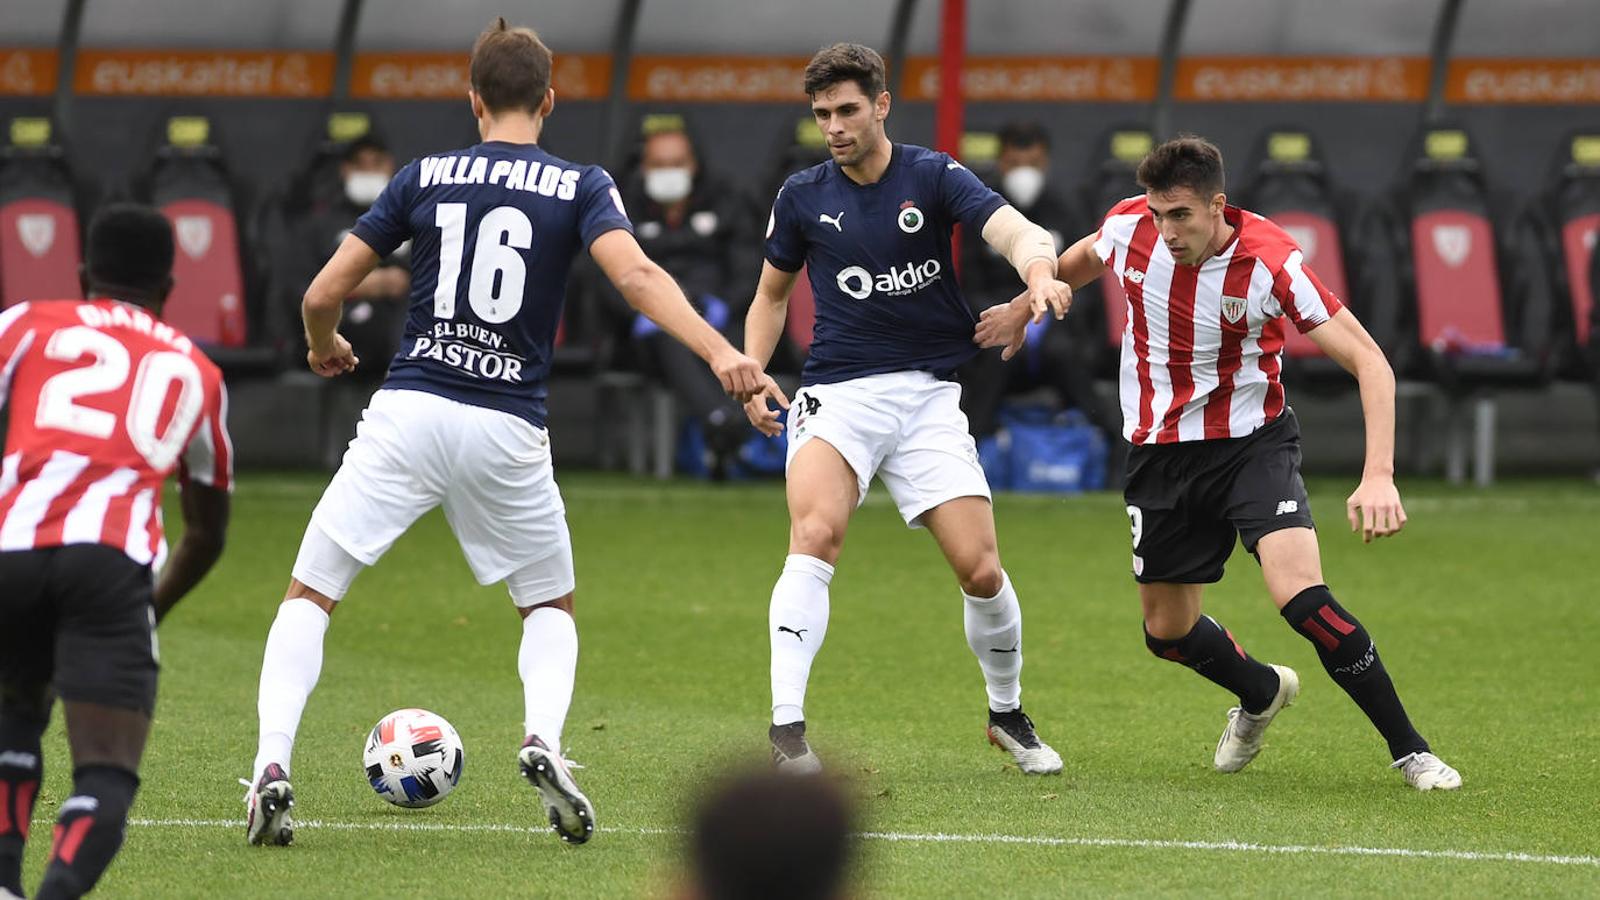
0, 118, 82, 309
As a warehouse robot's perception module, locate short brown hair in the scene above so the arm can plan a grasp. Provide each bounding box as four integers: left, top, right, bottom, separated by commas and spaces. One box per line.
803, 43, 886, 100
470, 17, 553, 115
1136, 136, 1226, 197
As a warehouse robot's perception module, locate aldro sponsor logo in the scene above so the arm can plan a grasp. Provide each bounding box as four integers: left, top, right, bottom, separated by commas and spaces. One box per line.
835, 259, 943, 300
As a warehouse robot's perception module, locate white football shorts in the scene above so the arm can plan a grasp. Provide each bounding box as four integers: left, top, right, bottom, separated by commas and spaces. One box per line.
785, 370, 990, 527
292, 388, 574, 606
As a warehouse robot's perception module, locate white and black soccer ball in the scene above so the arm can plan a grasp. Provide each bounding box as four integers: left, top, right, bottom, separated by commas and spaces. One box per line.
363, 708, 465, 808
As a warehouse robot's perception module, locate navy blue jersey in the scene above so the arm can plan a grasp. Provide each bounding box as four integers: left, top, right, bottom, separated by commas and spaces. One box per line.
351, 141, 632, 427
765, 143, 1007, 385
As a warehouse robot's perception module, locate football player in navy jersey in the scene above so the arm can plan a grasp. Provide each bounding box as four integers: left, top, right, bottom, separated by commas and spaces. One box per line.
741, 43, 1072, 775
244, 19, 773, 847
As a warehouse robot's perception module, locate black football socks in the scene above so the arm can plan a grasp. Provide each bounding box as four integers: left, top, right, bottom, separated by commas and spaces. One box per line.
0, 712, 46, 896
1282, 585, 1428, 759
34, 765, 139, 900
1145, 615, 1281, 714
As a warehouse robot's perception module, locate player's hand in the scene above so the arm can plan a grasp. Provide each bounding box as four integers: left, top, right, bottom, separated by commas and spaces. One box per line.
710, 348, 766, 403
307, 333, 359, 377
974, 299, 1031, 361
744, 377, 790, 437
1346, 476, 1406, 543
1026, 277, 1072, 322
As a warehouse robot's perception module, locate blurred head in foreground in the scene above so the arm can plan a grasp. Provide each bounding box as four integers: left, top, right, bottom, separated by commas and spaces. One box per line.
685, 770, 854, 900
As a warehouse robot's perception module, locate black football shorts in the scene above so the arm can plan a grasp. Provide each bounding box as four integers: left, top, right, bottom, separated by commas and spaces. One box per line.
0, 544, 160, 715
1122, 409, 1316, 584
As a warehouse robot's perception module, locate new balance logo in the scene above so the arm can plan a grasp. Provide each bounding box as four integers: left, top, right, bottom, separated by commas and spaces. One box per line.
819, 211, 845, 232
1125, 268, 1145, 284
1275, 500, 1299, 516
778, 626, 808, 641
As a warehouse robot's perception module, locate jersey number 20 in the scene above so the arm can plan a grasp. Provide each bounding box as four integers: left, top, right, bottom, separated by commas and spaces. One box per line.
35, 326, 205, 470
433, 203, 532, 325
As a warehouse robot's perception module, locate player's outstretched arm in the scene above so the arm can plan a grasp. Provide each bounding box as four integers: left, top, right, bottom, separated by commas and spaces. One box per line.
978, 205, 1071, 321
1306, 308, 1407, 543
590, 229, 770, 403
741, 262, 798, 436
303, 233, 380, 376
153, 479, 230, 623
975, 232, 1104, 361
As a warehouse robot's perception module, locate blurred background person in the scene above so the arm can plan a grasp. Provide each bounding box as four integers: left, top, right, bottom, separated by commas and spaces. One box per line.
678, 770, 854, 900
959, 121, 1110, 440
608, 117, 757, 478
295, 135, 411, 386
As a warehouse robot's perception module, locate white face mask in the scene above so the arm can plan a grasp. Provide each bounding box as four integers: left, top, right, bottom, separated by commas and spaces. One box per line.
643, 167, 693, 205
344, 171, 389, 208
1001, 165, 1046, 209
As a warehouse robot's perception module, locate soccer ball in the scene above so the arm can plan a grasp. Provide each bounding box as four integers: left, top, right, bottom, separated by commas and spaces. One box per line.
362, 708, 465, 808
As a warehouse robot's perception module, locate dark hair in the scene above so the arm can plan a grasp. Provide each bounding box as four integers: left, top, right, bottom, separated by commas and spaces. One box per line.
692, 771, 853, 900
803, 43, 886, 100
1136, 135, 1226, 197
998, 121, 1050, 152
342, 135, 391, 164
470, 17, 553, 115
84, 203, 174, 296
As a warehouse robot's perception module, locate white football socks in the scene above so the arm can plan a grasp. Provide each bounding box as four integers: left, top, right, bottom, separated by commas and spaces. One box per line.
253, 597, 330, 782
519, 606, 578, 757
769, 554, 833, 726
964, 570, 1023, 712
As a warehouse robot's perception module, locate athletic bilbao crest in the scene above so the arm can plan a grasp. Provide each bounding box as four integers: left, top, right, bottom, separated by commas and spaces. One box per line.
1221, 295, 1247, 323
176, 216, 213, 259
1282, 224, 1318, 260
17, 214, 54, 257
1431, 224, 1471, 269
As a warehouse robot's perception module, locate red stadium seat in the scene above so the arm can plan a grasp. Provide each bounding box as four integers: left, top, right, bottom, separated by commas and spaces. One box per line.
158, 198, 247, 346
0, 120, 83, 308
1395, 126, 1548, 484
1076, 126, 1154, 372
1560, 212, 1598, 347
0, 197, 79, 308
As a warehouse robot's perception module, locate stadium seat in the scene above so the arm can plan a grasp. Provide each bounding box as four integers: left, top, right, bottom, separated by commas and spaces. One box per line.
1239, 128, 1406, 390
138, 116, 274, 372
1514, 129, 1600, 379
1391, 125, 1551, 484
1074, 125, 1156, 376
0, 118, 82, 309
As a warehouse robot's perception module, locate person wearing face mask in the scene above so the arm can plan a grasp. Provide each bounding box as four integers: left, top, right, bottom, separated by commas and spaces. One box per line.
609, 122, 756, 479
295, 136, 411, 387
958, 122, 1109, 441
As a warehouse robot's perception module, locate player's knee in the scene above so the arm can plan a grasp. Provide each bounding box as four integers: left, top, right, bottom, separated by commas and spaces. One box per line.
790, 516, 846, 559
283, 580, 338, 615
958, 560, 1004, 599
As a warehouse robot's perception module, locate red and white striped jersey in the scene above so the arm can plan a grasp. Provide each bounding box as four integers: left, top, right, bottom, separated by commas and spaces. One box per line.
0, 299, 233, 566
1093, 196, 1343, 445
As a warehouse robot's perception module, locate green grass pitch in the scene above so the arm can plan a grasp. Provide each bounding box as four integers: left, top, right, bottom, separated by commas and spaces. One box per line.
17, 473, 1600, 897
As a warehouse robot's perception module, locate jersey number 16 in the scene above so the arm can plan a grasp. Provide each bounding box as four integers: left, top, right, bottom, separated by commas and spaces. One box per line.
433, 203, 532, 325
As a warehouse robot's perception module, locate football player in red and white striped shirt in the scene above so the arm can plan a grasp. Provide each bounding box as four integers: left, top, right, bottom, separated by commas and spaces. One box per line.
0, 204, 232, 898
978, 136, 1459, 791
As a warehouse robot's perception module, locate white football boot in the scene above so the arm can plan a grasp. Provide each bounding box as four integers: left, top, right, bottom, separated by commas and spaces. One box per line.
519, 735, 596, 844
243, 762, 295, 846
1391, 751, 1462, 791
987, 708, 1064, 775
1214, 664, 1300, 773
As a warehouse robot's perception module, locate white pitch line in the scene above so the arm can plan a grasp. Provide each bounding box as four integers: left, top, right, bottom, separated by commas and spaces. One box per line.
127, 819, 1598, 868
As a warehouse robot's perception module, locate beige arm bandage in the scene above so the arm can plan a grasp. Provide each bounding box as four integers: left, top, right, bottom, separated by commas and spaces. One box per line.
979, 204, 1059, 283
